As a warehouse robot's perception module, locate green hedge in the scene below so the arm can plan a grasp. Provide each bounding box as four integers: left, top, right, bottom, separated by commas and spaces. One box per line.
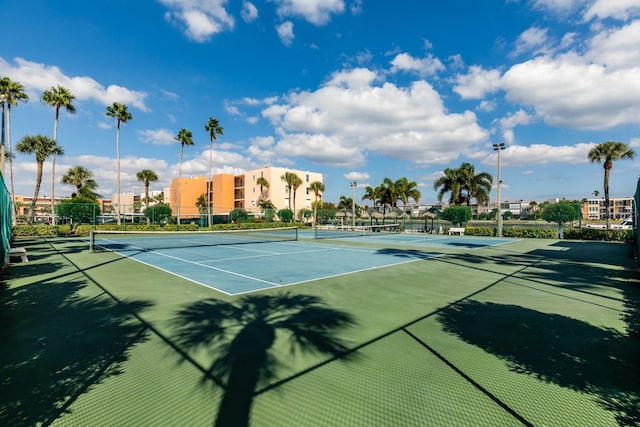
563, 227, 633, 242
464, 226, 496, 236
502, 227, 556, 239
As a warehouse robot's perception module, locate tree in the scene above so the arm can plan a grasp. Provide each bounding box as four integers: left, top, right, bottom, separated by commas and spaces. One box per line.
175, 128, 194, 225
256, 176, 270, 200
136, 169, 159, 210
277, 208, 294, 223
434, 167, 464, 205
42, 85, 75, 225
361, 185, 380, 208
204, 117, 224, 227
56, 194, 100, 224
588, 141, 635, 230
106, 102, 133, 226
195, 193, 207, 213
0, 77, 29, 224
61, 166, 98, 196
395, 177, 421, 217
441, 205, 472, 227
258, 199, 276, 221
280, 172, 302, 212
459, 163, 493, 206
16, 135, 64, 220
542, 202, 581, 238
338, 195, 354, 210
144, 204, 173, 225
171, 292, 355, 427
309, 181, 324, 225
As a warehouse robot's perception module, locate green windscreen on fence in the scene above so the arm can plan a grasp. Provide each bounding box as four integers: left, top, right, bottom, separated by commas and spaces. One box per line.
634, 177, 640, 255
1, 172, 13, 265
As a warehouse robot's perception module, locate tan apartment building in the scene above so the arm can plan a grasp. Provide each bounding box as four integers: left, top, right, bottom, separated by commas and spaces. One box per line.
241, 167, 323, 214
12, 194, 112, 222
167, 167, 323, 218
582, 197, 633, 220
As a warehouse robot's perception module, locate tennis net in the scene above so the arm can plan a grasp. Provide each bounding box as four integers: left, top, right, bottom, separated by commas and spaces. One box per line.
314, 223, 400, 239
90, 227, 298, 252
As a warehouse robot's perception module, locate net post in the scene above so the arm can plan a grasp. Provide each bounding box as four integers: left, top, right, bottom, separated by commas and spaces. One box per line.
295, 226, 299, 241
89, 229, 95, 253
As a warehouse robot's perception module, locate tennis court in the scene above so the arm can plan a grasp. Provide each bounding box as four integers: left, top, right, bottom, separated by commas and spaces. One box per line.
2, 232, 639, 427
90, 228, 445, 295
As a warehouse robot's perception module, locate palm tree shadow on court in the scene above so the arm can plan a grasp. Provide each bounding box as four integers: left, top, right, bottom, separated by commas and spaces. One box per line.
437, 300, 640, 425
0, 279, 151, 426
171, 292, 358, 427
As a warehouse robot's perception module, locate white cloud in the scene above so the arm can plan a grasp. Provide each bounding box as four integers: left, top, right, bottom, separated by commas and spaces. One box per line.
0, 57, 148, 111
276, 21, 295, 46
481, 142, 596, 167
389, 53, 445, 77
138, 128, 176, 145
241, 1, 259, 22
262, 68, 488, 167
501, 52, 640, 129
344, 171, 370, 182
588, 20, 640, 69
497, 109, 536, 144
273, 0, 345, 25
584, 0, 640, 21
513, 27, 550, 56
452, 66, 502, 100
160, 0, 235, 42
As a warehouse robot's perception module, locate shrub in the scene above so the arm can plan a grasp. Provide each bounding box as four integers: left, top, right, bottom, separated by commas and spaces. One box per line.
564, 227, 632, 242
502, 227, 556, 239
464, 226, 496, 236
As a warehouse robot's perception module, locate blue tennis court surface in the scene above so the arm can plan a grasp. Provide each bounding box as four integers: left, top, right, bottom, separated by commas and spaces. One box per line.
301, 230, 516, 249
94, 231, 515, 295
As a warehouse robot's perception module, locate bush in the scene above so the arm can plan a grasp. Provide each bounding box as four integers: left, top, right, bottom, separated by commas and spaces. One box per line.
277, 209, 294, 223
502, 227, 556, 238
563, 227, 632, 242
441, 206, 472, 226
464, 226, 496, 236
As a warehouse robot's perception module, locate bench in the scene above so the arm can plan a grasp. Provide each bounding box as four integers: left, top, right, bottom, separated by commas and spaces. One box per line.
4, 238, 29, 264
448, 227, 465, 236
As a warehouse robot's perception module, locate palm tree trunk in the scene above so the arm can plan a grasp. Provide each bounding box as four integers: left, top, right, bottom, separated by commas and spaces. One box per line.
145, 182, 151, 225
7, 104, 16, 225
604, 165, 611, 230
31, 162, 44, 221
178, 146, 183, 227
208, 138, 213, 228
51, 108, 59, 225
116, 121, 121, 226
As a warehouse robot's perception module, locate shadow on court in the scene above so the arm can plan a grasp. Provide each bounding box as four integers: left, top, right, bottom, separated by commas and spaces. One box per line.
0, 280, 152, 426
170, 292, 357, 427
437, 300, 640, 426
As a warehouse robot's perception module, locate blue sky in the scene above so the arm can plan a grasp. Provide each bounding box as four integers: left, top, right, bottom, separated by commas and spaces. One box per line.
2, 0, 640, 205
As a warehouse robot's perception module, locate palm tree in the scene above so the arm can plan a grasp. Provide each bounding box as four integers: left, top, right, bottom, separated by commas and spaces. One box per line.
175, 128, 194, 225
204, 117, 224, 227
42, 85, 75, 225
171, 292, 356, 427
256, 176, 270, 200
61, 165, 98, 195
280, 172, 302, 212
136, 169, 159, 210
433, 167, 464, 205
395, 177, 421, 217
16, 135, 63, 220
338, 195, 353, 210
105, 102, 133, 226
309, 181, 324, 225
588, 141, 635, 229
195, 193, 207, 213
459, 163, 493, 206
361, 185, 380, 208
0, 77, 29, 224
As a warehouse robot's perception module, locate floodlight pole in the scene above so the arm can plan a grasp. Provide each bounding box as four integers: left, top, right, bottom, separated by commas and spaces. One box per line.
493, 143, 505, 237
351, 181, 357, 228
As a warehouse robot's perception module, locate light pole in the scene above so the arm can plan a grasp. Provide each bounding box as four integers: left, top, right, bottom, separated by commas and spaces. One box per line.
493, 143, 505, 237
0, 94, 6, 179
350, 181, 357, 228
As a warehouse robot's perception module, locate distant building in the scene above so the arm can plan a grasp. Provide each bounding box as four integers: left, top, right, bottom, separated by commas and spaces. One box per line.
167, 167, 323, 217
581, 197, 633, 220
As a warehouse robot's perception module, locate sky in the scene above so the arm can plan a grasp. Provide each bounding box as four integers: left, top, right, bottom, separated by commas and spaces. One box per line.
1, 0, 640, 206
